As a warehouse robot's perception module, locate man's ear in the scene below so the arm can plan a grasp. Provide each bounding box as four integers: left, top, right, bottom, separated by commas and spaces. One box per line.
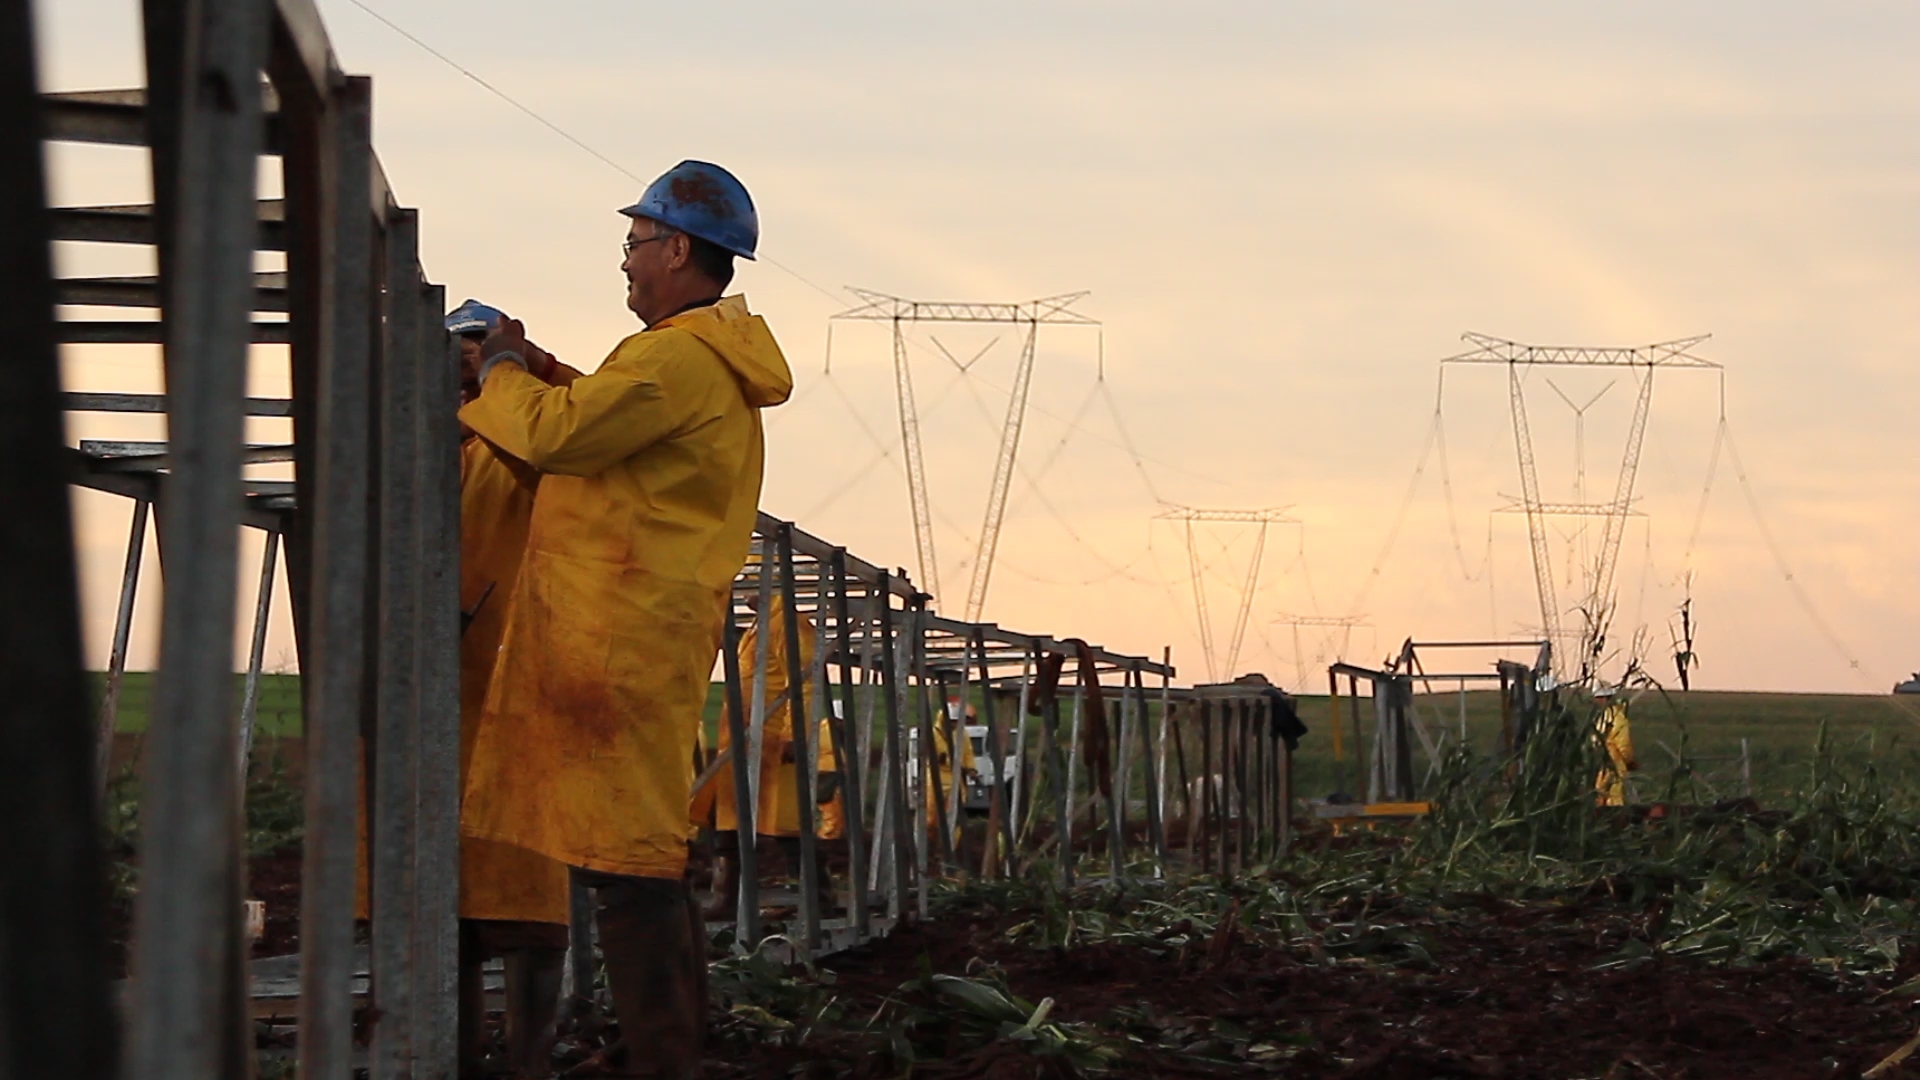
668, 232, 692, 272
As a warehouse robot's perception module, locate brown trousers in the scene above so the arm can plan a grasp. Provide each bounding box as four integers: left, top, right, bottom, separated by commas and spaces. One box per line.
577, 872, 709, 1080
458, 918, 567, 1080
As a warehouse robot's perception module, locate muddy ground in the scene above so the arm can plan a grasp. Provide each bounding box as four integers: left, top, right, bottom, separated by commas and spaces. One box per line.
700, 886, 1920, 1079
100, 837, 1920, 1077
105, 848, 305, 977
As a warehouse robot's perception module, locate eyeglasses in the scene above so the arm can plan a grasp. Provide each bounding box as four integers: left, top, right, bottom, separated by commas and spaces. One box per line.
622, 235, 671, 256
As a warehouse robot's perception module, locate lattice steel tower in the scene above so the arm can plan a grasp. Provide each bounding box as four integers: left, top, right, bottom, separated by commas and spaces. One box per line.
1442, 333, 1720, 681
831, 289, 1097, 620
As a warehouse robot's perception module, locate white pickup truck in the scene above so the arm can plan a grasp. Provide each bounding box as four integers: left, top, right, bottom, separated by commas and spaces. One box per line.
962, 724, 1019, 812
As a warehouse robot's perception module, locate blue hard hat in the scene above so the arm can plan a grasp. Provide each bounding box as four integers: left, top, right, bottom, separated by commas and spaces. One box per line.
446, 298, 505, 336
618, 160, 758, 260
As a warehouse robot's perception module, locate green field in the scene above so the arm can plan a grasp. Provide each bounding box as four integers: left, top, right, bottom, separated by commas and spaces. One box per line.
95, 671, 1919, 805
91, 672, 305, 738
1283, 688, 1920, 806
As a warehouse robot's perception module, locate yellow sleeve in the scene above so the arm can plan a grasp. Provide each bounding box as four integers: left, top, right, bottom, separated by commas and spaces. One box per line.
458, 331, 714, 477
1608, 709, 1636, 769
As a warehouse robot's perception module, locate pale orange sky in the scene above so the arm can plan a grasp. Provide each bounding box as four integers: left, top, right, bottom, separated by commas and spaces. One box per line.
39, 1, 1920, 693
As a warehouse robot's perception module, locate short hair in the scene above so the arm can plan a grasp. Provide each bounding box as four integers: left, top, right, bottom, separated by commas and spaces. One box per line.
652, 221, 735, 291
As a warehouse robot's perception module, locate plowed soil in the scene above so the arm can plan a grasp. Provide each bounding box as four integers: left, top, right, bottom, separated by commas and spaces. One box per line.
707, 891, 1920, 1079
101, 837, 1920, 1077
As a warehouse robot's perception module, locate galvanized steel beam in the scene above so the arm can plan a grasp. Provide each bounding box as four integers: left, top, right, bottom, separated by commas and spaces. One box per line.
291, 75, 376, 1080
127, 1, 272, 1078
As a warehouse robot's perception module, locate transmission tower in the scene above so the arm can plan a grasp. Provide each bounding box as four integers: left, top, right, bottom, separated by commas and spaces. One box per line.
1443, 332, 1719, 681
830, 289, 1097, 619
1154, 506, 1298, 682
1273, 613, 1370, 690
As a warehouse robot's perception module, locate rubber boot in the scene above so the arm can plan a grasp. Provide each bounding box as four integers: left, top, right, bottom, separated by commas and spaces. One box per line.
595, 878, 708, 1080
457, 922, 490, 1080
701, 855, 737, 922
501, 946, 565, 1077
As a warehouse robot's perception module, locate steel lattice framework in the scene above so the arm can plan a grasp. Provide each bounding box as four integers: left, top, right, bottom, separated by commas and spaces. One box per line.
832, 288, 1098, 622
1272, 612, 1369, 690
1154, 506, 1298, 683
1443, 332, 1721, 681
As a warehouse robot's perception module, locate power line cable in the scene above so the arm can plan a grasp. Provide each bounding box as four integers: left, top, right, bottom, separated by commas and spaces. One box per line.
1348, 410, 1442, 616
1095, 383, 1163, 504
1720, 421, 1893, 699
796, 443, 898, 522
340, 0, 848, 309
346, 0, 1245, 667
1434, 411, 1489, 582
1680, 417, 1728, 573
344, 0, 642, 185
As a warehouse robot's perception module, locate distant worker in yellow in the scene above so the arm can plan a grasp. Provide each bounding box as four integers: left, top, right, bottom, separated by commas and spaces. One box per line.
1593, 685, 1638, 807
691, 591, 841, 917
927, 701, 979, 846
459, 161, 792, 1079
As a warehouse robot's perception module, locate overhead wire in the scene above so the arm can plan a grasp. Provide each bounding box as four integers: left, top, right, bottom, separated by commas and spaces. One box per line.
1097, 379, 1167, 504
1720, 421, 1892, 699
356, 0, 1818, 691
1348, 408, 1442, 617
1006, 464, 1157, 586
1295, 527, 1328, 617
909, 333, 1156, 587
795, 443, 898, 522
1432, 358, 1489, 583
1681, 417, 1728, 574
350, 0, 1447, 689
341, 0, 849, 311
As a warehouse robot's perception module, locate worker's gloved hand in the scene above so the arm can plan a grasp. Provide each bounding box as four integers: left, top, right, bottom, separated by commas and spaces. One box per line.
476, 316, 530, 386
478, 316, 561, 387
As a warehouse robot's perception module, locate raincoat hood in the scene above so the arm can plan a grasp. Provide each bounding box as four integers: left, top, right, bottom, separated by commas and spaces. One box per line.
656, 294, 793, 408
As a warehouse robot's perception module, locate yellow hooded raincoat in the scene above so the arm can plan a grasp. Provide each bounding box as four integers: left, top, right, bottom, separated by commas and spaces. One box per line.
926, 712, 976, 841
458, 295, 793, 880
692, 594, 844, 840
355, 432, 579, 923
1594, 700, 1636, 807
453, 437, 576, 922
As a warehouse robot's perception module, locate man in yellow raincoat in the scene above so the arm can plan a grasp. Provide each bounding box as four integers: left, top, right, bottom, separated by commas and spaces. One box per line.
929, 702, 979, 846
358, 299, 579, 1078
690, 592, 842, 918
1593, 686, 1638, 807
460, 161, 791, 1079
448, 299, 578, 1077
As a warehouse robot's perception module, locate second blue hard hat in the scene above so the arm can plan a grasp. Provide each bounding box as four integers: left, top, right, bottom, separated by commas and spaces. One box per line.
618, 160, 758, 261
446, 298, 505, 336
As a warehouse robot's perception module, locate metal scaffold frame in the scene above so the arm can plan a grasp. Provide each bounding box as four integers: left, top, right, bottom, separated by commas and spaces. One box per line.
711, 517, 1181, 947
16, 2, 460, 1077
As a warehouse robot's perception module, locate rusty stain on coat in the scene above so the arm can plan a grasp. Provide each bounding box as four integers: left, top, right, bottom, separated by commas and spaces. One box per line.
358, 435, 579, 923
